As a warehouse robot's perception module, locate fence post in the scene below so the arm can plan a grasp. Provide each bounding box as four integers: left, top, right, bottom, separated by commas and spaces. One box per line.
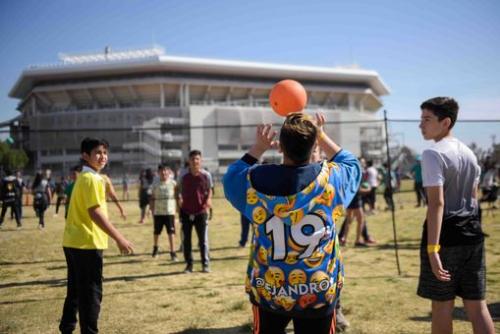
384, 110, 402, 275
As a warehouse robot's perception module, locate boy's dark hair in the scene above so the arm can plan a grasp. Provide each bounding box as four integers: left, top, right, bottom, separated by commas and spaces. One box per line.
80, 137, 109, 155
366, 160, 374, 167
420, 97, 459, 130
189, 150, 202, 158
279, 112, 318, 164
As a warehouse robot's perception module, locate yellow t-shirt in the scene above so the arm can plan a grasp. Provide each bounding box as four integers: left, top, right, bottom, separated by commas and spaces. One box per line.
63, 167, 109, 249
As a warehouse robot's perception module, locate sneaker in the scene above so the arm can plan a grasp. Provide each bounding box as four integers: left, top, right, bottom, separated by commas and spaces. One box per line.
354, 241, 368, 248
184, 264, 193, 273
0, 224, 3, 230
170, 252, 178, 262
17, 225, 23, 230
37, 224, 43, 230
152, 246, 159, 258
202, 265, 211, 273
335, 307, 350, 332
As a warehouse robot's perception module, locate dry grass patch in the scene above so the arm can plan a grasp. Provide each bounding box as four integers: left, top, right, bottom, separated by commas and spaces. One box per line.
0, 181, 498, 333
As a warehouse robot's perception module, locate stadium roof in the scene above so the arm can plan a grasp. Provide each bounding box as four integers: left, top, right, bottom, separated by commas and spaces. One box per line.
9, 46, 390, 99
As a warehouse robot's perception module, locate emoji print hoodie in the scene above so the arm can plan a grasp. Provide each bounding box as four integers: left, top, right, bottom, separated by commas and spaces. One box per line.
223, 149, 361, 318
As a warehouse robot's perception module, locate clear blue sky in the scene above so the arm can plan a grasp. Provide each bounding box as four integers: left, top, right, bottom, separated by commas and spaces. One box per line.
1, 0, 499, 151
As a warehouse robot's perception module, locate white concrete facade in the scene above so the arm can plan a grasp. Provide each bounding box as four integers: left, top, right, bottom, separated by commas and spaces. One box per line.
9, 47, 389, 175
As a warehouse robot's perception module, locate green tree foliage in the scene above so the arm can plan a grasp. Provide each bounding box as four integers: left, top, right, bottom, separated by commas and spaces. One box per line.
0, 141, 29, 171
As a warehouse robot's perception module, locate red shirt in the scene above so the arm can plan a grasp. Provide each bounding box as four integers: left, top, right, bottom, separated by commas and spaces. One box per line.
179, 171, 211, 215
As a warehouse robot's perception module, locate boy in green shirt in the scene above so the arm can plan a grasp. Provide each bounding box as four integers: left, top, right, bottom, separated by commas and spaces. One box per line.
59, 138, 134, 334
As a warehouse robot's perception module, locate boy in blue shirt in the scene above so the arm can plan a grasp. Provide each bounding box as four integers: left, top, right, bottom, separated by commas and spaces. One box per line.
223, 112, 360, 334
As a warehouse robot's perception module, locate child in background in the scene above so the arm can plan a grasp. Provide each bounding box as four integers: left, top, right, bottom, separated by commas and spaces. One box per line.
150, 164, 178, 261
64, 165, 81, 219
32, 171, 51, 229
101, 173, 126, 221
54, 175, 68, 216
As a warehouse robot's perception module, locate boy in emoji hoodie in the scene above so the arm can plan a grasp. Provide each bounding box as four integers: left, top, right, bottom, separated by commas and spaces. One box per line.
223, 113, 360, 334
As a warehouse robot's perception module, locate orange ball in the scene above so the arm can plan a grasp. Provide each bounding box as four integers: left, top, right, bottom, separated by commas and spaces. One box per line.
269, 79, 307, 116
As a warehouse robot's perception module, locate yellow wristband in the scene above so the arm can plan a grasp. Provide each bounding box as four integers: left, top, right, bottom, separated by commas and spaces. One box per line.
427, 244, 441, 254
319, 131, 326, 140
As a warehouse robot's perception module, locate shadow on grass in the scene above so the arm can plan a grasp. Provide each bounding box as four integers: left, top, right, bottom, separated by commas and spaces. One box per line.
172, 325, 251, 334
0, 271, 185, 290
0, 297, 62, 305
409, 302, 500, 322
371, 242, 420, 251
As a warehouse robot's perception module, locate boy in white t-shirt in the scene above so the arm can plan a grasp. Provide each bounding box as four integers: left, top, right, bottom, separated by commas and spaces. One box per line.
417, 97, 494, 334
150, 164, 178, 261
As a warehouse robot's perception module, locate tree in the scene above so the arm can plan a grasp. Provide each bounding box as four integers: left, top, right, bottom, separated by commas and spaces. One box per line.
5, 149, 29, 171
0, 141, 30, 172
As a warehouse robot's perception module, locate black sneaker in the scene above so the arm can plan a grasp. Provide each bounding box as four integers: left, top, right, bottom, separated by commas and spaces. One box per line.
202, 265, 211, 273
184, 264, 193, 273
152, 246, 159, 258
170, 252, 178, 262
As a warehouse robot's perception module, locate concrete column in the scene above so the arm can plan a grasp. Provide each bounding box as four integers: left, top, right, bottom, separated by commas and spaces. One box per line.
160, 83, 165, 108
184, 84, 190, 106
179, 84, 184, 107
347, 93, 355, 111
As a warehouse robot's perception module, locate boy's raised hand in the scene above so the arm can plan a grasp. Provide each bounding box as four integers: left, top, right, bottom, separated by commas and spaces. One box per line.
248, 124, 277, 160
314, 112, 326, 132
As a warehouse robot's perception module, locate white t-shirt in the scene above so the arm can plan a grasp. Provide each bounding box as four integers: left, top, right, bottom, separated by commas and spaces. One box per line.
422, 137, 480, 216
366, 166, 379, 187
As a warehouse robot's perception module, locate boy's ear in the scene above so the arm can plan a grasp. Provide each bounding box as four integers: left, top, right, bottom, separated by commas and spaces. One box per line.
441, 117, 452, 130
81, 152, 90, 162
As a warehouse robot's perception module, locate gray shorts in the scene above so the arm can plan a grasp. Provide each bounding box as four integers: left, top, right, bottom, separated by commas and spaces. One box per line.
417, 242, 486, 301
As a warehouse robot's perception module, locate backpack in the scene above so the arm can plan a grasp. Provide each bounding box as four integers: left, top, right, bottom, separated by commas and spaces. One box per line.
33, 191, 48, 210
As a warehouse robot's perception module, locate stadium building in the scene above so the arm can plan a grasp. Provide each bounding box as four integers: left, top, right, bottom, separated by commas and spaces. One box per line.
8, 46, 389, 176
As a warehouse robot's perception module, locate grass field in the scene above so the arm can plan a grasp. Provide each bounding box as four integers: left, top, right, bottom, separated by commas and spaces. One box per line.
0, 182, 498, 333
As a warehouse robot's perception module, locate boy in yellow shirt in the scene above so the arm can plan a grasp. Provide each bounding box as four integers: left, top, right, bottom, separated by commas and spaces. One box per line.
59, 138, 134, 334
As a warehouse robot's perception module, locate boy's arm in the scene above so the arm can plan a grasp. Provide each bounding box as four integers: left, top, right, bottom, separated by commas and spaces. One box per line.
205, 186, 213, 213
88, 205, 133, 254
175, 182, 182, 210
421, 149, 451, 282
315, 114, 361, 205
149, 187, 156, 214
224, 124, 276, 212
425, 186, 451, 282
315, 113, 341, 158
106, 181, 126, 220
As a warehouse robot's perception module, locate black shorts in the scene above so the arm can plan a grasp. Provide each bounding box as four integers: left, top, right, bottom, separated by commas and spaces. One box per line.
153, 215, 175, 235
347, 192, 362, 209
417, 242, 486, 301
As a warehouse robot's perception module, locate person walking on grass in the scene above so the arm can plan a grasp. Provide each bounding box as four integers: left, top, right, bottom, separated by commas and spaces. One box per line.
150, 164, 178, 261
224, 113, 360, 334
0, 169, 22, 229
177, 150, 212, 273
59, 137, 133, 334
64, 165, 81, 219
32, 171, 51, 229
138, 168, 154, 224
411, 155, 427, 207
417, 97, 494, 334
54, 175, 68, 216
